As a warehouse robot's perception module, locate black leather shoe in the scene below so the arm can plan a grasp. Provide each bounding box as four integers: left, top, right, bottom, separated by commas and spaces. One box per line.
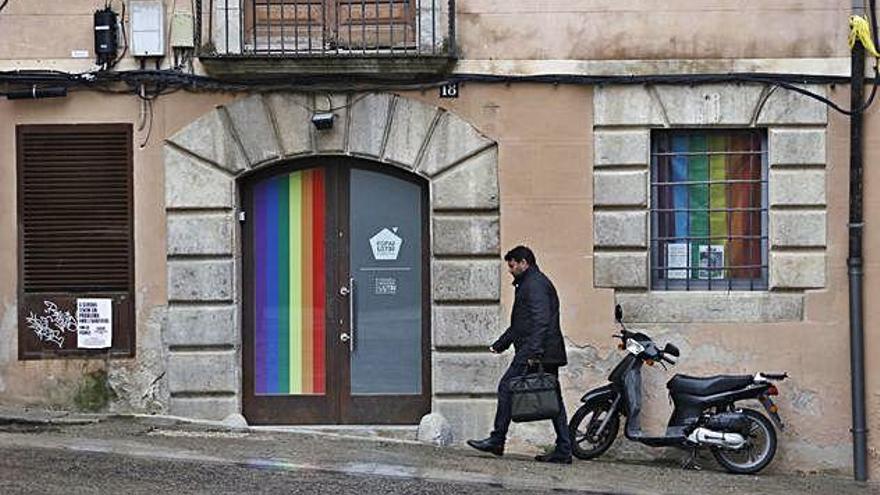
466, 438, 504, 456
535, 452, 572, 464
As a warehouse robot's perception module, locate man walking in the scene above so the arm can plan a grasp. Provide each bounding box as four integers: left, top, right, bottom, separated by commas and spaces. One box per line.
467, 245, 572, 464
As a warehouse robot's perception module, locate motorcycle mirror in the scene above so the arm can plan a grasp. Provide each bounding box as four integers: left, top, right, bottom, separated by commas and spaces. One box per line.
614, 304, 623, 322
664, 343, 680, 357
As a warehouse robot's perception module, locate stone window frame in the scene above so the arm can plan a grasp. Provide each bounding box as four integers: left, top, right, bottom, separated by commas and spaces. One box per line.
592, 84, 828, 323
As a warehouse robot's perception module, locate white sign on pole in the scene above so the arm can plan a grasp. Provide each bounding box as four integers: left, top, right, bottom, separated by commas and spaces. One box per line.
77, 299, 113, 349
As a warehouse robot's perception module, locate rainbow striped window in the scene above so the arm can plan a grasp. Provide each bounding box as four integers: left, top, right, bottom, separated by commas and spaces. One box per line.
651, 130, 768, 290
252, 169, 326, 395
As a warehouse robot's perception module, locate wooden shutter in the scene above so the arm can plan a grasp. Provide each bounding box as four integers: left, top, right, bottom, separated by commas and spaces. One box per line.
247, 0, 325, 52
336, 0, 416, 49
17, 124, 135, 359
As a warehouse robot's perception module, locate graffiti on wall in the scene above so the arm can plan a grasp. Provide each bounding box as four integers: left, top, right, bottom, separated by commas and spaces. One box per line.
25, 301, 77, 347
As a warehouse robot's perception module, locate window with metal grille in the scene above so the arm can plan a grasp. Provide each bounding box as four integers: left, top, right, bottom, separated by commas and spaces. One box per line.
17, 124, 135, 359
243, 0, 418, 55
650, 130, 768, 291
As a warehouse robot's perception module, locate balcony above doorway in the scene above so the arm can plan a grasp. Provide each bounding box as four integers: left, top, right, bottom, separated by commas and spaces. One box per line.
196, 0, 456, 80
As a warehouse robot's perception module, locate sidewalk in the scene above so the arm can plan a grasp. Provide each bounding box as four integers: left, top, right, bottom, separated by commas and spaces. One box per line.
0, 406, 875, 495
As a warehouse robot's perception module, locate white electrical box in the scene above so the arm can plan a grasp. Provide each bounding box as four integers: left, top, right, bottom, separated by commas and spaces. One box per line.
170, 11, 195, 49
131, 1, 165, 57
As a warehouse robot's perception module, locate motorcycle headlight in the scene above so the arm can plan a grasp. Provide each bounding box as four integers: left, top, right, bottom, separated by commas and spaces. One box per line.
626, 340, 645, 355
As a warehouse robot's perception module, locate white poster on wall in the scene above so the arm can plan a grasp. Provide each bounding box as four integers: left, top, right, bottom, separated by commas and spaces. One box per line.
698, 245, 726, 280
666, 243, 689, 279
77, 298, 112, 349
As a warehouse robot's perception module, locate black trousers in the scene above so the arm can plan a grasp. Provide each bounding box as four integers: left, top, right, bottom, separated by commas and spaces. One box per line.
489, 363, 572, 456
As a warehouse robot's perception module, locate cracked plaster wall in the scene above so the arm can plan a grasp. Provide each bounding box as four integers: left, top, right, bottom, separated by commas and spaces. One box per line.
0, 91, 238, 413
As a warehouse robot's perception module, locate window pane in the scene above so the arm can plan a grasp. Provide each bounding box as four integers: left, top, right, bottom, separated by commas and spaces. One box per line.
708, 134, 727, 281
727, 133, 762, 280
651, 130, 767, 290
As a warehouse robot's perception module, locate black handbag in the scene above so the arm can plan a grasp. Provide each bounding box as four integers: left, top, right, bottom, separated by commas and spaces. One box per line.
509, 365, 561, 423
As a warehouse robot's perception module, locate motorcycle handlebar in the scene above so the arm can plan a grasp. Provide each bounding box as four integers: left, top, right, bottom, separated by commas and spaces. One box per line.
611, 326, 678, 366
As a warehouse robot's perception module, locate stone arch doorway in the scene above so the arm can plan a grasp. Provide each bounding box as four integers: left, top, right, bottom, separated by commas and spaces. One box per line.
163, 92, 500, 425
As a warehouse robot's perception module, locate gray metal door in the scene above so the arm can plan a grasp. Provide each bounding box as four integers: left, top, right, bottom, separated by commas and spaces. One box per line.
341, 166, 430, 423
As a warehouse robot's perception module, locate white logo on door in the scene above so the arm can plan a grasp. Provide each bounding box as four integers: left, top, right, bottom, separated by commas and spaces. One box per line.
369, 227, 403, 261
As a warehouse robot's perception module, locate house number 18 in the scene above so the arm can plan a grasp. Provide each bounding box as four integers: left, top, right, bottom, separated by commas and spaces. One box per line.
439, 82, 459, 98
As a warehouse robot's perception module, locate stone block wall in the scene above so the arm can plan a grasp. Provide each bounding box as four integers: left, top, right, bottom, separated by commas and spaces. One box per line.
593, 83, 828, 320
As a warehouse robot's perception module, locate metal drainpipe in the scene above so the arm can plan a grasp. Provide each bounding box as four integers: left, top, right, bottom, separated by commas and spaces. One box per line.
850, 0, 869, 483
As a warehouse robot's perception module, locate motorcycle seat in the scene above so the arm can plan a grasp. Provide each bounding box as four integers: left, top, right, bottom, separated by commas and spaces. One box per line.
666, 374, 754, 396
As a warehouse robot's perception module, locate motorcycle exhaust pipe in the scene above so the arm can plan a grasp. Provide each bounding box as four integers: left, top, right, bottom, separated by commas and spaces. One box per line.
687, 428, 746, 450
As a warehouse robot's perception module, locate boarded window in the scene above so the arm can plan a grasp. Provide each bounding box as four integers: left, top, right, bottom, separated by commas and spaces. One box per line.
650, 130, 768, 290
17, 124, 135, 359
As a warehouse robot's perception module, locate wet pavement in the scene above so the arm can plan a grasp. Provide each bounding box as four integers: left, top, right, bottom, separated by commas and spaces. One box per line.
0, 444, 579, 495
0, 410, 875, 495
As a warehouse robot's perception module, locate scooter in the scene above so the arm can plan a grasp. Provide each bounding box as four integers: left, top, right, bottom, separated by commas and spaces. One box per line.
569, 305, 788, 474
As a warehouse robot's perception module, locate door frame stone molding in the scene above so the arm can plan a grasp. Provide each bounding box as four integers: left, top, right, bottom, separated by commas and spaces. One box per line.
162, 92, 500, 423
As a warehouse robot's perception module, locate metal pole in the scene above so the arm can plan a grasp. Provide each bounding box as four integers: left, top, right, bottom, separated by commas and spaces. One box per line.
849, 29, 869, 483
447, 0, 455, 56
195, 0, 203, 51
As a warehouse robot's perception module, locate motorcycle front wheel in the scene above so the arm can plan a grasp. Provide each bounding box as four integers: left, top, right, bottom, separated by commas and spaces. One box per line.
711, 408, 777, 474
569, 399, 620, 460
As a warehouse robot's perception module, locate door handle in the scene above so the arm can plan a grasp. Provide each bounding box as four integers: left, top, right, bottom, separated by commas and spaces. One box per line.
347, 276, 355, 353
340, 333, 351, 343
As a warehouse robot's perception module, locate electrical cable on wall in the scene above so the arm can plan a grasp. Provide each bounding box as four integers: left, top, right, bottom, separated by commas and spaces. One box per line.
0, 1, 10, 14
0, 68, 867, 112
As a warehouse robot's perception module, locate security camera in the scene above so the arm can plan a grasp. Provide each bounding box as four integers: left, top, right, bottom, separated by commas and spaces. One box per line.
311, 112, 335, 130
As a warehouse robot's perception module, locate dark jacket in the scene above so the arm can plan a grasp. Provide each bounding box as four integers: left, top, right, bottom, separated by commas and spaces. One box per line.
491, 266, 567, 367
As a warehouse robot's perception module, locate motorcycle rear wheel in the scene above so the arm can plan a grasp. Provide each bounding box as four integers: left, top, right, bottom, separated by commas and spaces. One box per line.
569, 400, 620, 460
711, 408, 777, 474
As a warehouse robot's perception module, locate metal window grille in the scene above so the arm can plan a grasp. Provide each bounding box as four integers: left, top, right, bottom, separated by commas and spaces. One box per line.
238, 0, 431, 56
650, 129, 768, 291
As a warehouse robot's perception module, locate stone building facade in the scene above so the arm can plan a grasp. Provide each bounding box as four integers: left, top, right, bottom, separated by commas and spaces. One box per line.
0, 0, 877, 477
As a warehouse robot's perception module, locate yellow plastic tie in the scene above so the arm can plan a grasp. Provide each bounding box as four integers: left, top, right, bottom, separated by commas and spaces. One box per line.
849, 15, 880, 58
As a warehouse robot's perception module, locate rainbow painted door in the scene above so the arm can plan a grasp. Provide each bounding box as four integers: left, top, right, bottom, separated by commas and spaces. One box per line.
242, 163, 430, 424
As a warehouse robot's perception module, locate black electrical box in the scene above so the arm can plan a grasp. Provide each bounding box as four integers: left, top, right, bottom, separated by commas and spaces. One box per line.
94, 7, 119, 65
